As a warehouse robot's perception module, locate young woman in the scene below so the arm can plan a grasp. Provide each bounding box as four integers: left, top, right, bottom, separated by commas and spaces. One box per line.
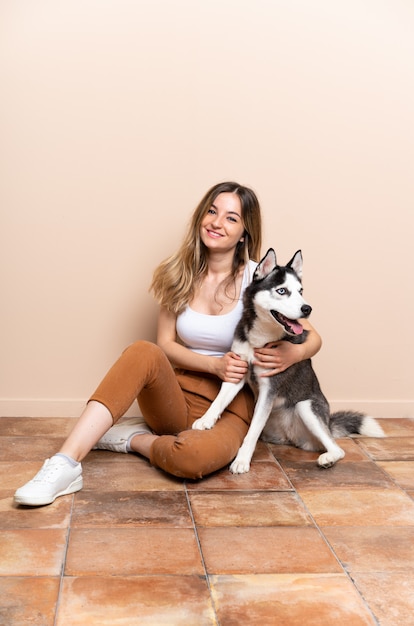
14, 182, 322, 506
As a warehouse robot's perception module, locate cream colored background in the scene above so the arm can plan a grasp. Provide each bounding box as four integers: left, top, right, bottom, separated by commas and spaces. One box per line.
1, 0, 413, 419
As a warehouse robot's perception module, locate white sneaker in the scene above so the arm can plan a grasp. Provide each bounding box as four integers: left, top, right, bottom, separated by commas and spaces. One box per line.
14, 456, 83, 507
93, 416, 153, 453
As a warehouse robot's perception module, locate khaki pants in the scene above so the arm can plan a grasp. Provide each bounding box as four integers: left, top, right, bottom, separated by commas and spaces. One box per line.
90, 341, 254, 479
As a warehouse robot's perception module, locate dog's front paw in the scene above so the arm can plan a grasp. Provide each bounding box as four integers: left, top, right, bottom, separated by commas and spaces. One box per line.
229, 457, 251, 474
192, 415, 217, 430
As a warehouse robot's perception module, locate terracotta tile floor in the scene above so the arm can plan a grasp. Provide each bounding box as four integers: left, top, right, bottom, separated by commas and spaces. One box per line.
1, 417, 414, 625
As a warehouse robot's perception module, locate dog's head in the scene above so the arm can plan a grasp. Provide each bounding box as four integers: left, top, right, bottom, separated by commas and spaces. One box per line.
250, 248, 312, 336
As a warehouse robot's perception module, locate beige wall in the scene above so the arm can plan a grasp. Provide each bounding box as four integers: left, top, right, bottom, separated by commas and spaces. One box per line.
1, 0, 413, 419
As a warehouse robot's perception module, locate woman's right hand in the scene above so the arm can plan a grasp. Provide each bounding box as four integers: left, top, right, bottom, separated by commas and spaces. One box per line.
215, 352, 248, 383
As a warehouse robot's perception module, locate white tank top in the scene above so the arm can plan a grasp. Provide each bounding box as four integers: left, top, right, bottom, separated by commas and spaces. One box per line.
176, 260, 257, 357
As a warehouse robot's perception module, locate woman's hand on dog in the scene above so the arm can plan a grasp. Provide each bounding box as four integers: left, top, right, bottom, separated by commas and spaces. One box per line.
216, 352, 249, 383
254, 320, 322, 376
254, 341, 306, 377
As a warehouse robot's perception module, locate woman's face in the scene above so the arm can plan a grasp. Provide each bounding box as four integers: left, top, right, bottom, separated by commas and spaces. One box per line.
200, 192, 245, 254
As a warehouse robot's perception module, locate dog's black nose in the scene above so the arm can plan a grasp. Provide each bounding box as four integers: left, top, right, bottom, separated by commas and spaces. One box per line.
301, 304, 312, 317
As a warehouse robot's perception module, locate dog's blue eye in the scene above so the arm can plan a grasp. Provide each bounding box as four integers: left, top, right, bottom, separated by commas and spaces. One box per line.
276, 288, 286, 295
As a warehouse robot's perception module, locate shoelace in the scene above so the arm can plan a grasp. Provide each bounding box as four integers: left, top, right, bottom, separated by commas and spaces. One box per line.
33, 460, 65, 483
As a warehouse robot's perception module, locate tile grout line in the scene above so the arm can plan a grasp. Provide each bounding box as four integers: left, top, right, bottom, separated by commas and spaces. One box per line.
184, 482, 220, 626
53, 491, 76, 626
313, 521, 380, 626
373, 457, 414, 499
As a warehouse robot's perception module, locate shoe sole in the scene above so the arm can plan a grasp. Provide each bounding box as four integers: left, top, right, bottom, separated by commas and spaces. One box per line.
14, 475, 83, 507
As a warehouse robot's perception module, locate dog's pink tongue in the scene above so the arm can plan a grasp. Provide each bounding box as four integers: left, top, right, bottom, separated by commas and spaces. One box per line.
289, 320, 303, 335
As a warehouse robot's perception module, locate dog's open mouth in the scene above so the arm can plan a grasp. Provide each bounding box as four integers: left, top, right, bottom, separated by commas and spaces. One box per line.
271, 311, 303, 335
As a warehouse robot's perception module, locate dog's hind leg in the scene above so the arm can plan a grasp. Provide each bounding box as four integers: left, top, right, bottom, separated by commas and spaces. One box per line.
192, 380, 245, 430
296, 400, 345, 468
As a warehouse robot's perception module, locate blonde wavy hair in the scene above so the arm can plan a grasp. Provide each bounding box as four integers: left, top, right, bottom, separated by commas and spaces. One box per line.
150, 182, 262, 314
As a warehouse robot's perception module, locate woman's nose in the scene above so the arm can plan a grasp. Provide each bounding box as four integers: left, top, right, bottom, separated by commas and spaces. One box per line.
211, 214, 223, 228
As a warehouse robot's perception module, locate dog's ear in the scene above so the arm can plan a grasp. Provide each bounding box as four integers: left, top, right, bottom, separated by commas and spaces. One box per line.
254, 248, 277, 280
287, 250, 303, 279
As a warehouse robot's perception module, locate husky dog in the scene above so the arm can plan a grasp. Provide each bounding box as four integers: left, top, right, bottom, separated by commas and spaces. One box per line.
192, 248, 384, 474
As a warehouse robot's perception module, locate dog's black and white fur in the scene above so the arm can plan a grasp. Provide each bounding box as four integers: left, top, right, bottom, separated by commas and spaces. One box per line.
192, 248, 384, 474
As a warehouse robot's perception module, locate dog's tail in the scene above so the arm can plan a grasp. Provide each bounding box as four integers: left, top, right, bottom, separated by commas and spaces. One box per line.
330, 411, 385, 439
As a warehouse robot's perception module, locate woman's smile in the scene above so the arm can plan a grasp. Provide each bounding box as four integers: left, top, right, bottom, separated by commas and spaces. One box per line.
205, 228, 224, 239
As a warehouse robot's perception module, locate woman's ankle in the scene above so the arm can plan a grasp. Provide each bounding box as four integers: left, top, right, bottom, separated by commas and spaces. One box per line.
129, 433, 158, 458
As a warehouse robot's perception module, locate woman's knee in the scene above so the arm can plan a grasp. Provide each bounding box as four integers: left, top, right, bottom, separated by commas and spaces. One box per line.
149, 434, 202, 479
150, 426, 244, 480
122, 340, 163, 361
121, 340, 171, 374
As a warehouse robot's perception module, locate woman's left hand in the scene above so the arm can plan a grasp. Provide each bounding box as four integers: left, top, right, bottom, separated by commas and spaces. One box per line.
253, 341, 306, 377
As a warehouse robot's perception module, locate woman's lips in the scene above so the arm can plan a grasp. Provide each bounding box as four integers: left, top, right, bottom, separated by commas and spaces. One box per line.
206, 229, 223, 238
